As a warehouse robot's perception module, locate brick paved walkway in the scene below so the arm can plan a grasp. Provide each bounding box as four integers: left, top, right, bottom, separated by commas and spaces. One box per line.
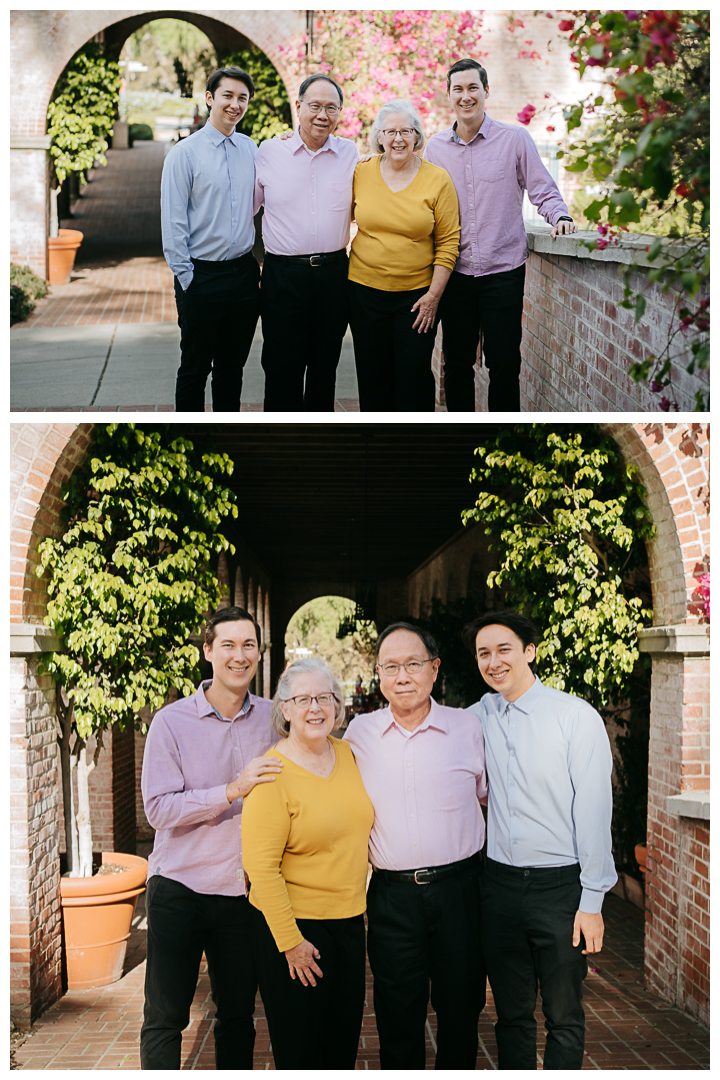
13, 852, 709, 1070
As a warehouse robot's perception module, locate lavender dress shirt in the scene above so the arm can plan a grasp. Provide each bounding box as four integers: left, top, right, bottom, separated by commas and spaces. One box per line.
343, 698, 487, 871
253, 128, 359, 256
423, 113, 570, 276
142, 682, 273, 896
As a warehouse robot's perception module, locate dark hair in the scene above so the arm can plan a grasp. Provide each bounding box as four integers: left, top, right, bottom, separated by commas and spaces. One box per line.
462, 610, 538, 673
446, 58, 488, 92
205, 606, 262, 648
298, 73, 344, 106
206, 67, 255, 100
375, 621, 439, 664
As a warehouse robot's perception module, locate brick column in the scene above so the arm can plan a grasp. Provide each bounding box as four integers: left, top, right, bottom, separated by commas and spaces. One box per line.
10, 624, 63, 1029
639, 625, 710, 1028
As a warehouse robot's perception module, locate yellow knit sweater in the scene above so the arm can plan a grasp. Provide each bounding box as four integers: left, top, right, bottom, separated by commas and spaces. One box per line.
349, 156, 460, 291
241, 736, 374, 952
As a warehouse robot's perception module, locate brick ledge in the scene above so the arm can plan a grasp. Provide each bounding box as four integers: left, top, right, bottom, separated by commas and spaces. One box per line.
665, 791, 710, 821
637, 624, 710, 657
526, 224, 703, 269
10, 623, 61, 656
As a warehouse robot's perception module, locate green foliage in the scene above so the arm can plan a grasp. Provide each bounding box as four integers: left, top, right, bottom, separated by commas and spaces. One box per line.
219, 47, 292, 143
462, 425, 654, 707
286, 596, 377, 687
129, 123, 154, 141
121, 19, 216, 96
556, 11, 709, 409
47, 44, 121, 184
37, 424, 238, 740
10, 263, 48, 324
10, 284, 34, 324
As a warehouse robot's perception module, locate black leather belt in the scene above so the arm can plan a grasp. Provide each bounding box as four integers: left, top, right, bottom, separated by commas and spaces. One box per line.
267, 248, 346, 267
373, 852, 481, 885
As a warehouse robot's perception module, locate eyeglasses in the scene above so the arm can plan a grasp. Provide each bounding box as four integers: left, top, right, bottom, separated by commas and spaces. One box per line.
376, 660, 435, 677
381, 128, 415, 139
283, 693, 337, 708
302, 102, 340, 116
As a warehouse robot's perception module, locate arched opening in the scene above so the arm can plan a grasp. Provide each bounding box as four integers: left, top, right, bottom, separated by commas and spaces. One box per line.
284, 595, 381, 724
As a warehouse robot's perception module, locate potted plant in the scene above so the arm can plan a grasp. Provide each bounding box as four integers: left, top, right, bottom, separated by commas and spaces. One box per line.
38, 423, 239, 989
46, 45, 121, 283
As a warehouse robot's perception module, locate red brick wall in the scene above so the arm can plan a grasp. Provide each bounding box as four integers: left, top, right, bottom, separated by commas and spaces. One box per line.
10, 657, 63, 1028
433, 246, 708, 413
680, 820, 709, 1023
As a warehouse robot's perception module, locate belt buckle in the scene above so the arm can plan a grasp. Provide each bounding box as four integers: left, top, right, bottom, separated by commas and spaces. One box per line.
309, 254, 322, 267
414, 868, 431, 885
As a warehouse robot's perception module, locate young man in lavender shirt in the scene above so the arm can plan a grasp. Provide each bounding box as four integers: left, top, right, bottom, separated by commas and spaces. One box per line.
140, 606, 282, 1070
344, 622, 487, 1070
465, 610, 616, 1069
424, 59, 578, 412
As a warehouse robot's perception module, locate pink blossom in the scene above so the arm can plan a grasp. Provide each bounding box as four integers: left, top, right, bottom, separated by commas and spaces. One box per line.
517, 104, 536, 125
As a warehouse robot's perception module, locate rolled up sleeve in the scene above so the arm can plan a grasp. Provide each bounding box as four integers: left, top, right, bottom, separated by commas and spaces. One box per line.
517, 128, 570, 227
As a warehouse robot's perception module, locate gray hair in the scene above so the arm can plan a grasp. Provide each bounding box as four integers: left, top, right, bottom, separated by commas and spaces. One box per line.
270, 656, 346, 738
370, 99, 425, 154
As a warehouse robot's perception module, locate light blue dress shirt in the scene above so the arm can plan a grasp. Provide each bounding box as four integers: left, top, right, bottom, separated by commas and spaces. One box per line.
161, 120, 257, 291
469, 676, 617, 914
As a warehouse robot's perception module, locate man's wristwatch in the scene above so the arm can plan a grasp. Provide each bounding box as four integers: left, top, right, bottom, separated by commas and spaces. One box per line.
557, 216, 573, 222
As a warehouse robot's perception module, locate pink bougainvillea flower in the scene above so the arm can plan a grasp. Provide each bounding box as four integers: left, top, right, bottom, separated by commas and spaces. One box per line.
546, 124, 556, 132
558, 19, 575, 32
517, 104, 536, 125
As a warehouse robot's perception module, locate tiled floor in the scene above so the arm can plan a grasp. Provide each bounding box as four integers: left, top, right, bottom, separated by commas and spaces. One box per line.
13, 857, 709, 1070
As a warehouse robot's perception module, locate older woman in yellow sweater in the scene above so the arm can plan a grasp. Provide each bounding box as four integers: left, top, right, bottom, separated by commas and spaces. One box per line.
349, 98, 460, 411
241, 656, 374, 1070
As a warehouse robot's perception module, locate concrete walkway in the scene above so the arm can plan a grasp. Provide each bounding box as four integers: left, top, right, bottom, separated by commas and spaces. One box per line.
12, 867, 709, 1070
11, 323, 360, 411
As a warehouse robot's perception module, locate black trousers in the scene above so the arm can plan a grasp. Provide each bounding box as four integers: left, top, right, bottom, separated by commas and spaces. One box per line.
349, 280, 437, 412
252, 906, 366, 1070
481, 858, 588, 1070
439, 264, 526, 412
140, 876, 257, 1070
261, 252, 349, 411
173, 252, 260, 413
366, 855, 485, 1070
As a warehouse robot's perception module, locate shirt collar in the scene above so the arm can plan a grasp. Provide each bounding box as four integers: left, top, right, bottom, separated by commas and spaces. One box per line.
450, 112, 492, 145
197, 680, 253, 722
204, 120, 242, 148
290, 126, 338, 156
380, 696, 447, 736
500, 675, 545, 715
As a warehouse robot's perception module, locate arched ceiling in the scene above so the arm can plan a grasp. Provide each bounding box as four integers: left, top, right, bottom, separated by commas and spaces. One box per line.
203, 423, 502, 587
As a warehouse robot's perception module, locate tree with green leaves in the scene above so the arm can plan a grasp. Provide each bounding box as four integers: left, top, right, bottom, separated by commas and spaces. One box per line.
46, 45, 121, 236
220, 46, 292, 143
37, 424, 238, 877
462, 425, 653, 873
556, 11, 709, 410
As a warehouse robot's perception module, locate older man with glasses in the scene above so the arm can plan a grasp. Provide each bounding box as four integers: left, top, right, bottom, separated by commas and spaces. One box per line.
253, 74, 359, 411
344, 622, 487, 1071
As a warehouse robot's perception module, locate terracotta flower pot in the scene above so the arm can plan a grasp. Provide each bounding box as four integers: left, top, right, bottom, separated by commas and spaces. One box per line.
47, 229, 84, 285
60, 851, 147, 990
634, 842, 648, 877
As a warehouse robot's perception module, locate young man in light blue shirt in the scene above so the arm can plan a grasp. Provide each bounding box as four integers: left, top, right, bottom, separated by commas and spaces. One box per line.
161, 67, 260, 412
466, 609, 617, 1070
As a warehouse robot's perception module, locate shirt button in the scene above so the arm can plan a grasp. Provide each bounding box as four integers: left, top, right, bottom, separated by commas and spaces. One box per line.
408, 787, 412, 792
407, 762, 411, 768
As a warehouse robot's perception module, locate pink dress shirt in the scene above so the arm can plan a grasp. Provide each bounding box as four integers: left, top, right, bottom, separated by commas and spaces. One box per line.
253, 128, 359, 256
343, 698, 487, 871
423, 113, 570, 276
141, 682, 273, 897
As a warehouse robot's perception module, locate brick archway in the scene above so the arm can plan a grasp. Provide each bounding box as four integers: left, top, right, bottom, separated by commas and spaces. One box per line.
10, 422, 709, 1027
10, 9, 305, 276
